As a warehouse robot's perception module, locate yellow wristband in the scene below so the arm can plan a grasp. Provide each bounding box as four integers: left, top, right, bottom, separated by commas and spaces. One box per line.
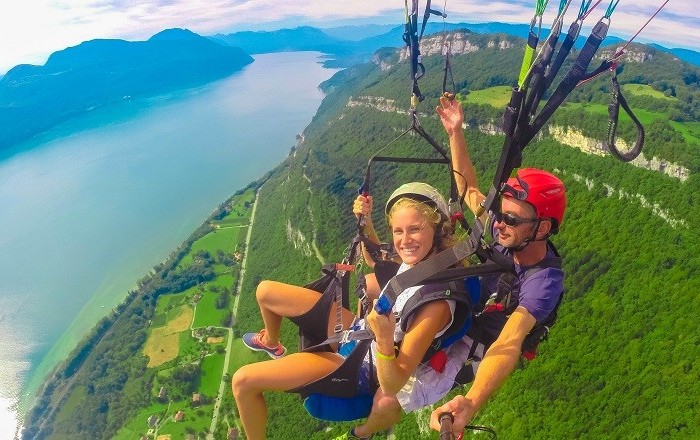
375, 348, 396, 361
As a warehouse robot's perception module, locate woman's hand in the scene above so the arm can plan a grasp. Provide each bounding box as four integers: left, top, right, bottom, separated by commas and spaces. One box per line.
436, 95, 464, 138
353, 194, 373, 219
366, 300, 396, 355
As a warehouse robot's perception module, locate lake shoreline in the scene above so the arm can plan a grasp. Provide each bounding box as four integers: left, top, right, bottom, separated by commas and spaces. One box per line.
2, 51, 340, 438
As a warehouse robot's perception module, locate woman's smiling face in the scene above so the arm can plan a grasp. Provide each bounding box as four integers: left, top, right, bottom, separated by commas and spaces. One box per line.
390, 205, 435, 266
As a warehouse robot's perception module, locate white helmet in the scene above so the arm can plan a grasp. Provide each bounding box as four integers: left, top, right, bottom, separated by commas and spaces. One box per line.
385, 182, 449, 218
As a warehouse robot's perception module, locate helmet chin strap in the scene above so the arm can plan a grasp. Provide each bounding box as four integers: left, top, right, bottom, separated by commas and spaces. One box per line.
505, 219, 547, 252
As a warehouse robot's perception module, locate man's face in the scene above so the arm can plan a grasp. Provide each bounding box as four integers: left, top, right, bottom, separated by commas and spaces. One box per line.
494, 197, 539, 248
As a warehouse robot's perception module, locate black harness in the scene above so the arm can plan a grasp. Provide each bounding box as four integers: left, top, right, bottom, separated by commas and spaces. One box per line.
289, 264, 475, 401
469, 241, 563, 359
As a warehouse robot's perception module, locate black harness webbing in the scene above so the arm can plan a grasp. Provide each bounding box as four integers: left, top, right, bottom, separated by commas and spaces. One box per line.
375, 233, 515, 315
526, 18, 610, 145
470, 241, 563, 354
291, 243, 377, 399
522, 7, 569, 122
405, 0, 425, 104
290, 267, 474, 400
289, 339, 375, 399
543, 18, 582, 95
358, 113, 471, 234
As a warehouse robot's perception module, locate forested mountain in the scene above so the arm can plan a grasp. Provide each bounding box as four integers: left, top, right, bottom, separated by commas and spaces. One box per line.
0, 28, 253, 153
23, 30, 700, 439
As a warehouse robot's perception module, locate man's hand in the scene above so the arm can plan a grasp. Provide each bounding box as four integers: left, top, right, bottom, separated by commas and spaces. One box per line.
436, 95, 464, 138
430, 395, 476, 437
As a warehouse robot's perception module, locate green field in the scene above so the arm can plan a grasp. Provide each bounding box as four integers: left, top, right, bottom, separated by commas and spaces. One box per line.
215, 189, 255, 227
179, 324, 202, 360
180, 227, 241, 268
113, 402, 169, 440
154, 290, 190, 316
562, 101, 700, 144
52, 386, 87, 430
459, 86, 700, 146
461, 86, 512, 107
155, 402, 214, 439
192, 276, 235, 328
200, 353, 226, 396
562, 101, 666, 124
622, 83, 676, 101
461, 84, 675, 108
670, 120, 700, 144
228, 339, 264, 374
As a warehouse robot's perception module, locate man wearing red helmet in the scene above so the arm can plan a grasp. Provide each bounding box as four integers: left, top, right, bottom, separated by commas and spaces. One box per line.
430, 96, 566, 437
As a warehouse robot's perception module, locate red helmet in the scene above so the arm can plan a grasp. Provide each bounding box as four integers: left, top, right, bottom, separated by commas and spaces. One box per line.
502, 168, 566, 232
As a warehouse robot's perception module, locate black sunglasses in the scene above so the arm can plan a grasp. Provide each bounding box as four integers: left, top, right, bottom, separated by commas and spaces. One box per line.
495, 212, 539, 227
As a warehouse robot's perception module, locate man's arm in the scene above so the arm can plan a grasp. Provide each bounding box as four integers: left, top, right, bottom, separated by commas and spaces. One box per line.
436, 96, 485, 217
429, 306, 536, 434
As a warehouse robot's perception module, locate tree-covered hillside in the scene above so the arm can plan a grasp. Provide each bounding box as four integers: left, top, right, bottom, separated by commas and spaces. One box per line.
23, 31, 700, 439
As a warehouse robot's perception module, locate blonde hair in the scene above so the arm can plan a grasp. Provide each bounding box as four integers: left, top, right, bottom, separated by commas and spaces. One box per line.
387, 197, 456, 253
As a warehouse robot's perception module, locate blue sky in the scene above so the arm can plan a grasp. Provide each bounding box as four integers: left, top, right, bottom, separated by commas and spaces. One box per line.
0, 0, 696, 75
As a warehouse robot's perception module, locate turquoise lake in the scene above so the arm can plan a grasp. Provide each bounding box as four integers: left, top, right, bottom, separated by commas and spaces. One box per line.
0, 51, 339, 437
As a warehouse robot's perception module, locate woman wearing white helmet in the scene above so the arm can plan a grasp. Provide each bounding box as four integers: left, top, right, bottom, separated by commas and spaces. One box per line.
353, 181, 453, 298
232, 182, 466, 439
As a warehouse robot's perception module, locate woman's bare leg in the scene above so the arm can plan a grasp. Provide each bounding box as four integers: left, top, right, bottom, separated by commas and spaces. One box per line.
352, 388, 402, 438
254, 280, 355, 346
232, 352, 343, 440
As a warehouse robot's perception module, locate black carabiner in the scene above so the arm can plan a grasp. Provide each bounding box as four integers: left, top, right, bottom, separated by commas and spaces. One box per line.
605, 72, 644, 162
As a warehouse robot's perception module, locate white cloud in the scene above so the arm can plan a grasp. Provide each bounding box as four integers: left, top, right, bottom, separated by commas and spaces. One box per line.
0, 0, 697, 75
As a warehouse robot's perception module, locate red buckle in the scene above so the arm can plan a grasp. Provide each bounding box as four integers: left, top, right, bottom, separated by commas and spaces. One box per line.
429, 350, 447, 373
335, 263, 354, 272
523, 350, 536, 360
483, 303, 505, 313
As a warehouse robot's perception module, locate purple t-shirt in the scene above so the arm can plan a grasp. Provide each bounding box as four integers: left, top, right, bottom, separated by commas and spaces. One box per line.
482, 225, 564, 323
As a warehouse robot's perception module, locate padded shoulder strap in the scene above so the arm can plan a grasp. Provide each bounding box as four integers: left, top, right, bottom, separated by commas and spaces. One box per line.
398, 283, 459, 333
398, 281, 475, 361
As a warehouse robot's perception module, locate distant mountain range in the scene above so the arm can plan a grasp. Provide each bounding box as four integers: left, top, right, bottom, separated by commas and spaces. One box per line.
212, 22, 700, 68
650, 44, 700, 67
1, 22, 698, 155
0, 28, 252, 151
